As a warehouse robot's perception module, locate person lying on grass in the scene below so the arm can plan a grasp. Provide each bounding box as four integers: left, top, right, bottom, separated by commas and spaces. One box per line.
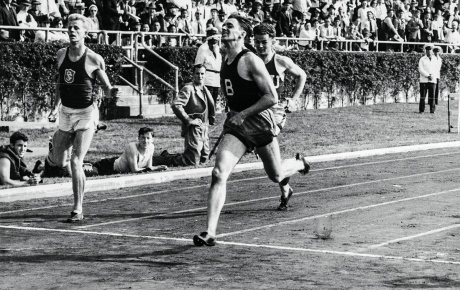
34, 127, 167, 178
0, 131, 41, 186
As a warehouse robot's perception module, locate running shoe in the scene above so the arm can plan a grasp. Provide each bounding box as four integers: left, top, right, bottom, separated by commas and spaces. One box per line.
193, 232, 216, 246
66, 212, 84, 223
277, 187, 294, 211
296, 153, 310, 175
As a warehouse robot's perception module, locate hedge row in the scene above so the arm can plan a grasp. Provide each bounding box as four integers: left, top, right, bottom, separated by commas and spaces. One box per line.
0, 42, 124, 121
1, 42, 459, 121
146, 48, 460, 108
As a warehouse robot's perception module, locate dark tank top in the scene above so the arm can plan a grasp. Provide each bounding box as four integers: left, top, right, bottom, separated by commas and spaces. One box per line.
265, 54, 284, 96
58, 48, 95, 109
221, 49, 262, 112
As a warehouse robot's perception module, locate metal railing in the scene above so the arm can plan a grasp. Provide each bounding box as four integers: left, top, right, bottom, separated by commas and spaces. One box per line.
2, 25, 454, 54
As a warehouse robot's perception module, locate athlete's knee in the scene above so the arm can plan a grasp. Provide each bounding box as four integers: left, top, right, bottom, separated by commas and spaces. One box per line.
211, 166, 230, 184
267, 172, 284, 183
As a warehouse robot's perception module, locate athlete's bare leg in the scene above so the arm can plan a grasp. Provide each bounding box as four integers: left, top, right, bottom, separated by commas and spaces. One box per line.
50, 130, 74, 168
70, 128, 95, 214
257, 137, 307, 200
205, 134, 247, 237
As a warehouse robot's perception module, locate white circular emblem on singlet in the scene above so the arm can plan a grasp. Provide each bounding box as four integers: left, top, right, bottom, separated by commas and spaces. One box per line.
64, 69, 75, 83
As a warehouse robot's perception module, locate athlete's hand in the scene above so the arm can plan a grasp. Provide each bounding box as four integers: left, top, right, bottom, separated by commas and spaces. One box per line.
229, 113, 245, 126
108, 87, 120, 99
48, 109, 58, 122
188, 118, 202, 126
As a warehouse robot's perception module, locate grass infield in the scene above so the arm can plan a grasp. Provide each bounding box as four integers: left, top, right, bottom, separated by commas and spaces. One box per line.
0, 102, 459, 186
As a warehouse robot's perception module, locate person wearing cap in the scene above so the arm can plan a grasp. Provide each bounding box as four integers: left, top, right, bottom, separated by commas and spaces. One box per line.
82, 127, 167, 176
16, 0, 37, 27
420, 10, 432, 42
0, 132, 41, 186
418, 43, 437, 113
195, 26, 221, 104
0, 0, 20, 41
249, 0, 265, 22
276, 0, 293, 37
406, 9, 422, 52
140, 3, 164, 31
432, 45, 442, 106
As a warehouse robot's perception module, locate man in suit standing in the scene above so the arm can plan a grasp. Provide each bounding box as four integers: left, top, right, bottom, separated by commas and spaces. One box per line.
0, 0, 19, 41
160, 64, 216, 166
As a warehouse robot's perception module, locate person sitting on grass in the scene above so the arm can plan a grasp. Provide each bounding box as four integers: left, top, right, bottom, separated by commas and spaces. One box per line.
0, 132, 41, 186
84, 127, 168, 176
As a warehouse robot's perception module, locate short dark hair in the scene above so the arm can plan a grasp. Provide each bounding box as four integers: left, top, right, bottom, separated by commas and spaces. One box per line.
253, 23, 276, 38
193, 64, 207, 72
138, 127, 154, 137
10, 131, 28, 145
228, 14, 253, 37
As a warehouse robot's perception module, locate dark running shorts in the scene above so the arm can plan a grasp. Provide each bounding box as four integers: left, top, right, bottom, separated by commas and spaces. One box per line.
223, 110, 277, 150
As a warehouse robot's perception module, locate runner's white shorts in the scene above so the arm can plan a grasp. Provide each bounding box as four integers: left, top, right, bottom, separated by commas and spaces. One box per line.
59, 103, 98, 133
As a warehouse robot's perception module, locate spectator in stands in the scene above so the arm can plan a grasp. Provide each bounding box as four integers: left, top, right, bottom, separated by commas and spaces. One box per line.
0, 132, 41, 186
359, 27, 374, 50
347, 21, 364, 50
298, 20, 317, 49
354, 0, 371, 23
151, 20, 165, 47
445, 19, 460, 52
215, 9, 227, 33
249, 0, 265, 23
49, 16, 69, 42
395, 9, 407, 40
276, 0, 293, 37
159, 64, 215, 167
84, 127, 167, 176
206, 7, 219, 28
419, 43, 437, 113
420, 11, 432, 43
140, 22, 153, 46
102, 0, 119, 40
292, 0, 309, 21
225, 0, 238, 16
195, 26, 221, 104
191, 8, 206, 37
38, 0, 61, 19
16, 0, 37, 27
320, 17, 338, 49
74, 2, 85, 15
406, 8, 422, 52
0, 0, 20, 41
361, 10, 378, 39
177, 8, 193, 45
87, 4, 101, 43
431, 10, 444, 42
141, 3, 164, 31
164, 23, 178, 47
375, 0, 387, 30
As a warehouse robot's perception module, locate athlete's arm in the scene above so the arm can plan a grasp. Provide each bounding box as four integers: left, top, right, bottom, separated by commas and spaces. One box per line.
49, 49, 66, 118
278, 56, 306, 104
90, 52, 119, 99
230, 53, 278, 126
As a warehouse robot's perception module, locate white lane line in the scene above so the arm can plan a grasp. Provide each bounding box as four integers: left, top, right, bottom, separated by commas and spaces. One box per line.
1, 224, 459, 266
1, 150, 459, 216
76, 167, 460, 230
366, 224, 460, 250
217, 187, 460, 238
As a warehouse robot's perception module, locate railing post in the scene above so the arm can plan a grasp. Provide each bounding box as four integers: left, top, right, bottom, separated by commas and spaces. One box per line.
139, 67, 144, 118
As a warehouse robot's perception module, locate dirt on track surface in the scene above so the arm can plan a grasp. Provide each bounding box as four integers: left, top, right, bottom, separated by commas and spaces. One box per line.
1, 148, 460, 289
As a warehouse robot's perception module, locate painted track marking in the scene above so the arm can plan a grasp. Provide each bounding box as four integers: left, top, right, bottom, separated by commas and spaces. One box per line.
365, 224, 460, 250
1, 150, 459, 216
75, 167, 460, 229
1, 224, 459, 266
